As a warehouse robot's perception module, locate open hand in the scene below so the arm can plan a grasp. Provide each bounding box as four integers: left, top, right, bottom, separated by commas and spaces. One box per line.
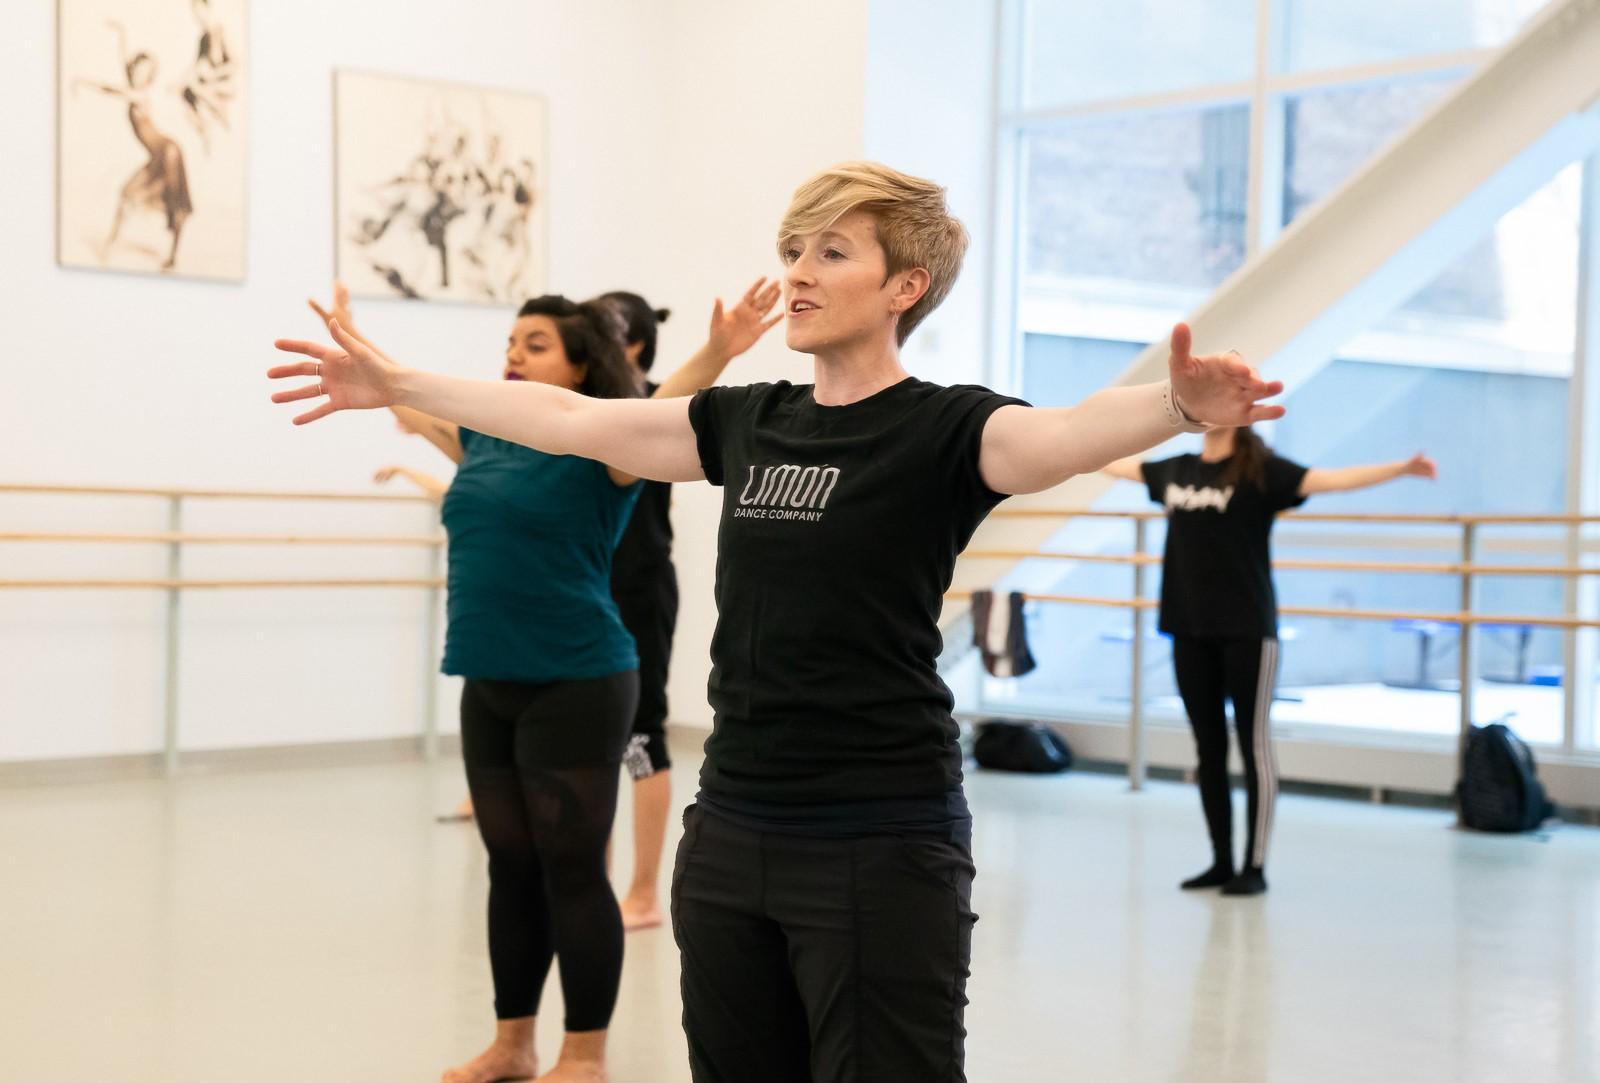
269, 319, 399, 424
1166, 324, 1285, 427
707, 276, 783, 360
1402, 452, 1438, 480
307, 280, 355, 333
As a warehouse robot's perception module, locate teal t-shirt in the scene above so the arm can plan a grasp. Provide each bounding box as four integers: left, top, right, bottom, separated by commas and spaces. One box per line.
440, 428, 641, 682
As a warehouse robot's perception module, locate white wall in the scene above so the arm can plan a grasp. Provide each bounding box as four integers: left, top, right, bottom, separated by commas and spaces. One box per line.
0, 0, 674, 760
0, 0, 1003, 761
652, 0, 873, 730
655, 0, 1003, 730
0, 0, 894, 761
865, 0, 1000, 390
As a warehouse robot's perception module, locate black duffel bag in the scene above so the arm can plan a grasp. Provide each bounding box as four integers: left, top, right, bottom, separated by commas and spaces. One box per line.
972, 719, 1073, 774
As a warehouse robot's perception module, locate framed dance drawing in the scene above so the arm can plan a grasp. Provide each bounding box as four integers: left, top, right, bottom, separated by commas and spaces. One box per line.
334, 71, 547, 305
57, 0, 246, 280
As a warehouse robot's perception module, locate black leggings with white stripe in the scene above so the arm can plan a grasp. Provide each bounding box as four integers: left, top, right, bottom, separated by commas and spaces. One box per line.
1171, 636, 1281, 871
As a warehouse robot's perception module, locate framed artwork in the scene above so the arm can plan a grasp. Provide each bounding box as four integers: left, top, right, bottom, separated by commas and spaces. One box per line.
334, 71, 547, 305
57, 0, 246, 280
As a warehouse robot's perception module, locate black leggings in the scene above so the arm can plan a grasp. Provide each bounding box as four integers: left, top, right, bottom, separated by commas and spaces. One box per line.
460, 671, 638, 1030
1171, 637, 1281, 871
613, 565, 678, 779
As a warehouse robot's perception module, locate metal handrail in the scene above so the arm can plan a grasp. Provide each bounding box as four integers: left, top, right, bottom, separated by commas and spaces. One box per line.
0, 578, 445, 590
955, 509, 1599, 788
989, 507, 1600, 525
1, 482, 445, 774
0, 483, 433, 503
8, 483, 1598, 784
0, 531, 442, 547
962, 549, 1600, 577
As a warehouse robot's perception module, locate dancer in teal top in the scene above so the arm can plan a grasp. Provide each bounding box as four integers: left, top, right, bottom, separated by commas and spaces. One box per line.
305, 279, 780, 1083
441, 428, 639, 683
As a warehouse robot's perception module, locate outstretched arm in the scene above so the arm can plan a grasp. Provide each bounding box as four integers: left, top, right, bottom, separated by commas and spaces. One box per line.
373, 465, 450, 500
1299, 453, 1436, 496
309, 284, 464, 463
1101, 457, 1145, 483
270, 322, 706, 483
980, 324, 1285, 495
601, 276, 780, 485
648, 277, 781, 402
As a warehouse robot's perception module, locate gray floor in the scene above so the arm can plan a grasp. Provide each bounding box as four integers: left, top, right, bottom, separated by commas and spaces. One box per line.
2, 730, 1596, 1082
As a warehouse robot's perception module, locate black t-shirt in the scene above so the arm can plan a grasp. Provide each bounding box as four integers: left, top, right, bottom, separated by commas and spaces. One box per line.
611, 381, 675, 594
1141, 452, 1309, 640
610, 479, 673, 592
686, 377, 1025, 829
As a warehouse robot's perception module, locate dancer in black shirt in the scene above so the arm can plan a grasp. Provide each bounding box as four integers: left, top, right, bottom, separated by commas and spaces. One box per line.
1106, 426, 1435, 896
272, 161, 1286, 1082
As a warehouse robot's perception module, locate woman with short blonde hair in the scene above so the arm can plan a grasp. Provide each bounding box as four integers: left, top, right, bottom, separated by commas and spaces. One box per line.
272, 161, 1284, 1081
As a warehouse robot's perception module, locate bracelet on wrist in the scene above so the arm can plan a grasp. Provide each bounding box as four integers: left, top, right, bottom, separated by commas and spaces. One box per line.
1161, 380, 1210, 433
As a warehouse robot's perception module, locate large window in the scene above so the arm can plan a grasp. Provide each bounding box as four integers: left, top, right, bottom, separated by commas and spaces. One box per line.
1022, 0, 1255, 108
1277, 0, 1548, 72
1024, 106, 1250, 296
987, 2, 1599, 758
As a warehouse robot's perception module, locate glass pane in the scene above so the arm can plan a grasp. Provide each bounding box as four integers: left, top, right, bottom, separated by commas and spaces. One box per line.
1278, 0, 1549, 73
980, 336, 1187, 725
974, 516, 1184, 725
1283, 77, 1458, 227
1259, 163, 1579, 743
1287, 80, 1582, 342
1274, 361, 1568, 517
1023, 105, 1250, 298
1580, 568, 1600, 752
1020, 334, 1142, 408
1396, 166, 1582, 336
1022, 0, 1256, 108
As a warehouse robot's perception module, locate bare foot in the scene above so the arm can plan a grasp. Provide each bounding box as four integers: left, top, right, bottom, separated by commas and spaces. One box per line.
619, 895, 663, 931
441, 1043, 537, 1083
437, 795, 475, 824
534, 1062, 606, 1083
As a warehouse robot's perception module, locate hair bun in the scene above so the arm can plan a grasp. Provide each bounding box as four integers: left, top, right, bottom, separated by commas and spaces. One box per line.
654, 308, 671, 324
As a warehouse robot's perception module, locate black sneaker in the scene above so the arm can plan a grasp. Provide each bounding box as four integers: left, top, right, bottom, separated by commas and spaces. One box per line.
1221, 868, 1268, 896
1180, 863, 1236, 890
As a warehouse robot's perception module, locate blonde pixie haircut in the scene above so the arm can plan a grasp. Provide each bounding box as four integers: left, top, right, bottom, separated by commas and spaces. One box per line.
778, 162, 969, 345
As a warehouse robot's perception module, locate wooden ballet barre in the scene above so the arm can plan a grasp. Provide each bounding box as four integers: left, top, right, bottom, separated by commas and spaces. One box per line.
0, 578, 446, 590
985, 508, 1600, 526
961, 549, 1159, 566
944, 590, 1600, 630
961, 551, 1600, 578
987, 508, 1164, 521
0, 482, 434, 503
0, 531, 444, 547
945, 590, 1154, 610
1279, 512, 1475, 524
1284, 512, 1600, 526
1451, 563, 1600, 578
1447, 513, 1600, 525
1278, 606, 1600, 631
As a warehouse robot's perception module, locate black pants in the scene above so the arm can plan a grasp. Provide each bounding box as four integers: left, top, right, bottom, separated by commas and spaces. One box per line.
671, 806, 977, 1083
1171, 636, 1281, 871
613, 564, 678, 779
460, 671, 638, 1030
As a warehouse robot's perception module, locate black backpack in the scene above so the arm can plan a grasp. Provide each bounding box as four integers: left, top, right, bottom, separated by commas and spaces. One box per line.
972, 720, 1073, 774
1456, 722, 1556, 833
